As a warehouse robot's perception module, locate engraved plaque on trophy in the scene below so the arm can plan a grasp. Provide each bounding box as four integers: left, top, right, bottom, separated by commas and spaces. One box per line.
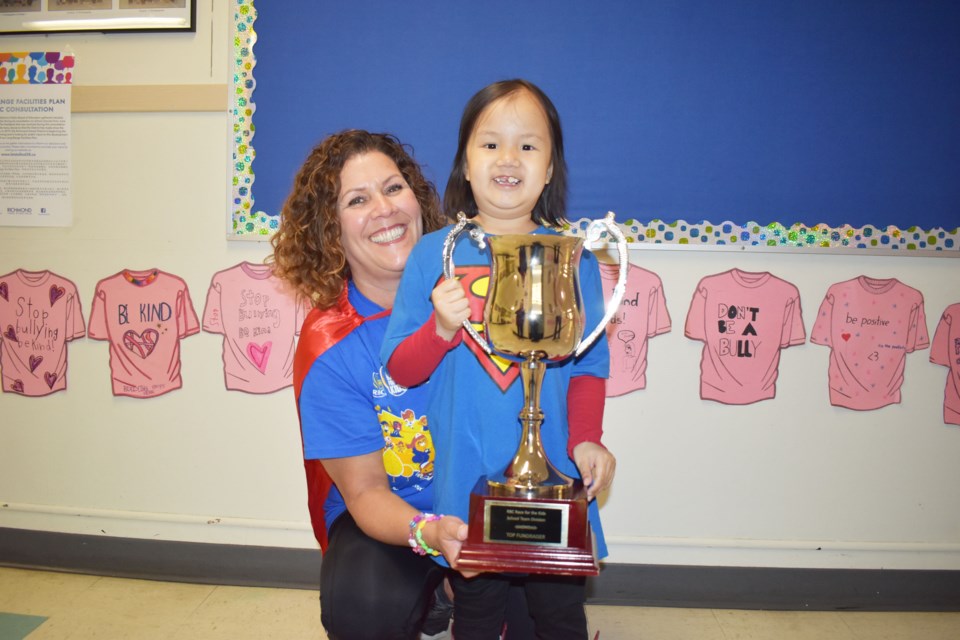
442, 212, 627, 575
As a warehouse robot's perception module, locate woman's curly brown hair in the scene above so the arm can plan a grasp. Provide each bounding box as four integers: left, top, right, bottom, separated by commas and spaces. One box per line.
268, 130, 445, 309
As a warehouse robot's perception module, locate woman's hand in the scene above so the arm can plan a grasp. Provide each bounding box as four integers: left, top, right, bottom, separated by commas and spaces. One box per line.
422, 515, 478, 578
431, 278, 470, 341
572, 442, 617, 500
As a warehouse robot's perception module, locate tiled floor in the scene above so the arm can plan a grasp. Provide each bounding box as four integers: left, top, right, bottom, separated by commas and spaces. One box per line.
1, 567, 958, 639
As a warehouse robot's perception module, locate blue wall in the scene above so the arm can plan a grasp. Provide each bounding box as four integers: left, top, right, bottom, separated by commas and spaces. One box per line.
251, 1, 960, 230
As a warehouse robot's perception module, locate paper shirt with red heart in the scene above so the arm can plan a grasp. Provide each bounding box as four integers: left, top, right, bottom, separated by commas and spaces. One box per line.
87, 269, 200, 398
810, 276, 929, 410
0, 269, 86, 397
201, 262, 308, 394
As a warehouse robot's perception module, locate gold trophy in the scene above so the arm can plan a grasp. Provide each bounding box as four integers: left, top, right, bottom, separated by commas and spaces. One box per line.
442, 212, 627, 575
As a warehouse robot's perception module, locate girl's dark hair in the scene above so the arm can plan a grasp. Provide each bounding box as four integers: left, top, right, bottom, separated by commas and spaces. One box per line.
268, 130, 444, 308
443, 79, 568, 227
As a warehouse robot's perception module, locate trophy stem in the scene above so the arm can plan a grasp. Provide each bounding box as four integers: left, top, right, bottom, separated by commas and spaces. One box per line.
489, 355, 574, 499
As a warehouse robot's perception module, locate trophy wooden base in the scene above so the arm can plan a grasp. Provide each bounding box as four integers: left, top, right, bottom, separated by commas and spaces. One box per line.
456, 477, 599, 576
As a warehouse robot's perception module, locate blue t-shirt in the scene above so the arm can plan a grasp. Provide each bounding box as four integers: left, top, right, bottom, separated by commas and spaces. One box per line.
382, 224, 611, 558
299, 283, 435, 530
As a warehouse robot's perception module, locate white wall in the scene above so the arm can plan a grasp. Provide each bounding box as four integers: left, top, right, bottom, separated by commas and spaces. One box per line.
1, 0, 315, 549
598, 246, 960, 570
1, 0, 958, 571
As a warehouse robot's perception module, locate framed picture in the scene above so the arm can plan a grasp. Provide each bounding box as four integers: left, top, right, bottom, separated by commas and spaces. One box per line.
0, 1, 195, 35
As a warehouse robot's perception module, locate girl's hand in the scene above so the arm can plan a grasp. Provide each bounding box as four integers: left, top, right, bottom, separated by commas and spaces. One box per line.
423, 515, 478, 578
432, 278, 470, 341
572, 442, 617, 500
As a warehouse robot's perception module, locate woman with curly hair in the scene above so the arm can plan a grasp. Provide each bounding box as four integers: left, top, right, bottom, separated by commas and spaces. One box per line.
269, 130, 466, 639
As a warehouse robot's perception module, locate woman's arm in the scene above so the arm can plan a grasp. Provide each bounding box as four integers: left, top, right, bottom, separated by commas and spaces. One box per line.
320, 451, 469, 566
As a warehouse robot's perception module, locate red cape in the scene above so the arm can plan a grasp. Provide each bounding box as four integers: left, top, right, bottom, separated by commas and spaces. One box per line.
293, 285, 363, 553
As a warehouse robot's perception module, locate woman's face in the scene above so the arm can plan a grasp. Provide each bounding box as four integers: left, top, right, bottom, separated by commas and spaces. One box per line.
337, 151, 424, 289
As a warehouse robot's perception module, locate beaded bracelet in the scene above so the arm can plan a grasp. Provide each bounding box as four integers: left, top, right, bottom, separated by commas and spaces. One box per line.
408, 512, 443, 556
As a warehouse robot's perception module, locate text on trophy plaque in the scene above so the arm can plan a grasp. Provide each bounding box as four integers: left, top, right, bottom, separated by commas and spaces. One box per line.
484, 500, 570, 546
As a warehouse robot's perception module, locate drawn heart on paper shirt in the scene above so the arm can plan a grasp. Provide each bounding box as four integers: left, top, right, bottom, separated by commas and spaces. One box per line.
11, 379, 24, 393
49, 284, 65, 306
247, 341, 272, 374
29, 355, 43, 372
3, 325, 18, 343
0, 281, 8, 301
123, 328, 159, 359
841, 333, 851, 342
44, 372, 57, 389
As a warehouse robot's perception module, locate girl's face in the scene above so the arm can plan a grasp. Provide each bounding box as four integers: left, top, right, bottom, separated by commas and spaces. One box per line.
464, 89, 554, 233
337, 151, 423, 289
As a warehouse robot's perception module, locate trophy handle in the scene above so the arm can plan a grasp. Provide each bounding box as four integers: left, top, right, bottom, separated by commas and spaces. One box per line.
442, 212, 492, 355
574, 211, 629, 358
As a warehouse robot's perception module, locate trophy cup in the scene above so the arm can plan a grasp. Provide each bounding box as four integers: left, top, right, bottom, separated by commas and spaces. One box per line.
442, 212, 628, 575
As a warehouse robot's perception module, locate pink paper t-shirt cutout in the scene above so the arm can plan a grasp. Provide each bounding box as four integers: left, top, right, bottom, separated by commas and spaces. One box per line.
929, 302, 960, 426
810, 276, 929, 411
202, 262, 307, 394
88, 269, 199, 398
685, 269, 805, 405
599, 262, 671, 397
0, 269, 85, 396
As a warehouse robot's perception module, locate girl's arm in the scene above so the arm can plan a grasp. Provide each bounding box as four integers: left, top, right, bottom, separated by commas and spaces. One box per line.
386, 311, 462, 387
567, 374, 616, 500
320, 451, 469, 567
565, 250, 616, 499
386, 278, 469, 387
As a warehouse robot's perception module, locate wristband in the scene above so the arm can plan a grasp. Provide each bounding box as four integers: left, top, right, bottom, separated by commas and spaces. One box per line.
408, 512, 443, 556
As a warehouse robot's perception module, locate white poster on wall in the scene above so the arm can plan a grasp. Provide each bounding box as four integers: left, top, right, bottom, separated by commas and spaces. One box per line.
0, 83, 72, 227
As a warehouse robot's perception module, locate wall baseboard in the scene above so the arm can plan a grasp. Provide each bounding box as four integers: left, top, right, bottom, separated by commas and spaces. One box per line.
1, 527, 957, 611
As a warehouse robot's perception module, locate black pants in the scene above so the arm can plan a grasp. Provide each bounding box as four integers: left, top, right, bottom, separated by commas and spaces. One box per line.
320, 512, 448, 640
450, 572, 587, 640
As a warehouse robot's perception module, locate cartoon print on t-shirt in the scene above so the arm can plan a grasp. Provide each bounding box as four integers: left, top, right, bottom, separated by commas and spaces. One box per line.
379, 405, 435, 488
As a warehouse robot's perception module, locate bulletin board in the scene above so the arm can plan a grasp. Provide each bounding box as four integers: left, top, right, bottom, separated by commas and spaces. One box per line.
229, 1, 960, 253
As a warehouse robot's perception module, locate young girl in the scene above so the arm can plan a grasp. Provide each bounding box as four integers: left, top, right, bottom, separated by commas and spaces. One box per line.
381, 80, 616, 639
